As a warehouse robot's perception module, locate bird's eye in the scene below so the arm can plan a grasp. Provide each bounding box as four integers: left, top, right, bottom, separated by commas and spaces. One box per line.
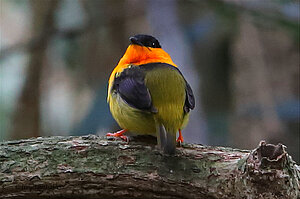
152, 42, 155, 47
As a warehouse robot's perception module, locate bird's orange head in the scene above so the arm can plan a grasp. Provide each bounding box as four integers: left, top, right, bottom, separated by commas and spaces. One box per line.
108, 34, 177, 90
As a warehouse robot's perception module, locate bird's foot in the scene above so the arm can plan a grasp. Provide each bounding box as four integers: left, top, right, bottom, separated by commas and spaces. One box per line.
176, 129, 184, 145
106, 129, 128, 142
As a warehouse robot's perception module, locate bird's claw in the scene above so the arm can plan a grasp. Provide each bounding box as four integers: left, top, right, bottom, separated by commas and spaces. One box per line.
106, 129, 128, 142
176, 129, 184, 146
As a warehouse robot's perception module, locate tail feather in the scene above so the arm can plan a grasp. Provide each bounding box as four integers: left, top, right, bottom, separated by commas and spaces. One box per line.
156, 123, 176, 155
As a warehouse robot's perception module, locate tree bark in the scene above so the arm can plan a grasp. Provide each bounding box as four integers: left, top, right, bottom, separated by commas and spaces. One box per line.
0, 135, 299, 199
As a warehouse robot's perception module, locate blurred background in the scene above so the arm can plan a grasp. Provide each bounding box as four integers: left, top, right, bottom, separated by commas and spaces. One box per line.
0, 0, 299, 162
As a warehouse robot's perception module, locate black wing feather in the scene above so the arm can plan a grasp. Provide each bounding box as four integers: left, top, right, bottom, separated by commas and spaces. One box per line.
113, 66, 156, 112
184, 82, 195, 113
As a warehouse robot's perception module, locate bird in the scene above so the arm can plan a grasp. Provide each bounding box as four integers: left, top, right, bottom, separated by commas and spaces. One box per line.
107, 34, 195, 154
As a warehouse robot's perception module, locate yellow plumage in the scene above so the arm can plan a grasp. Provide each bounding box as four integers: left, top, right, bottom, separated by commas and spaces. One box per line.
109, 66, 189, 135
107, 34, 194, 154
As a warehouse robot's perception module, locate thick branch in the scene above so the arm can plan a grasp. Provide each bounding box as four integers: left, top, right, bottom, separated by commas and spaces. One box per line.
0, 135, 299, 199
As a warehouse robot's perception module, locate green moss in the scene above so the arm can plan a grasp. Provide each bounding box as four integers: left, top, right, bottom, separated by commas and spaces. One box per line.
1, 135, 298, 198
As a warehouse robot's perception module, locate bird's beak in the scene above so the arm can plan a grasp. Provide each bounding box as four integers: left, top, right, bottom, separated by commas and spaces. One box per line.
129, 36, 143, 46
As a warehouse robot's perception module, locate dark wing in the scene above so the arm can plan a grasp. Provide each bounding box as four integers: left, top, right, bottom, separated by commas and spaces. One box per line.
113, 66, 157, 113
184, 81, 195, 113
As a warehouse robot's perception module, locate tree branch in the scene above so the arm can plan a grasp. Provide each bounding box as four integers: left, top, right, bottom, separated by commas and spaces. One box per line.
0, 135, 299, 199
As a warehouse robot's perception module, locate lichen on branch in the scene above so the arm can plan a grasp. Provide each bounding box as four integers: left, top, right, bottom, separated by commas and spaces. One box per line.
0, 135, 299, 199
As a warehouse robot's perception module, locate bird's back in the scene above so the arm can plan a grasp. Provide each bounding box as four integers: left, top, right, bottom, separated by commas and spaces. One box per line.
143, 63, 186, 132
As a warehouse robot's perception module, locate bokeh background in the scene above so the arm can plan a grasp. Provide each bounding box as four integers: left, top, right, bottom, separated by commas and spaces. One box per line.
0, 0, 299, 162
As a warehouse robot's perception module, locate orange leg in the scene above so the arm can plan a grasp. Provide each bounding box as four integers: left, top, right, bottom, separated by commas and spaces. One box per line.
106, 129, 128, 141
176, 129, 184, 143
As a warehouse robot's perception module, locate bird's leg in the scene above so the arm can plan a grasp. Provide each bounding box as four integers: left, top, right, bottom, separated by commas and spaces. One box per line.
106, 129, 128, 141
176, 129, 184, 143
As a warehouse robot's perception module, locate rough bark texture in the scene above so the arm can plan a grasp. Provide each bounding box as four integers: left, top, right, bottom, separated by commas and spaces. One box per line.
0, 135, 299, 199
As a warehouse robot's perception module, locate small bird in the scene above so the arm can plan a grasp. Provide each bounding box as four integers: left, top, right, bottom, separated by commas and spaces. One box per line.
107, 34, 195, 154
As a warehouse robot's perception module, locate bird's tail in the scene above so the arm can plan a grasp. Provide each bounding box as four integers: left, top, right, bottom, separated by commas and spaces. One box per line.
156, 123, 176, 155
